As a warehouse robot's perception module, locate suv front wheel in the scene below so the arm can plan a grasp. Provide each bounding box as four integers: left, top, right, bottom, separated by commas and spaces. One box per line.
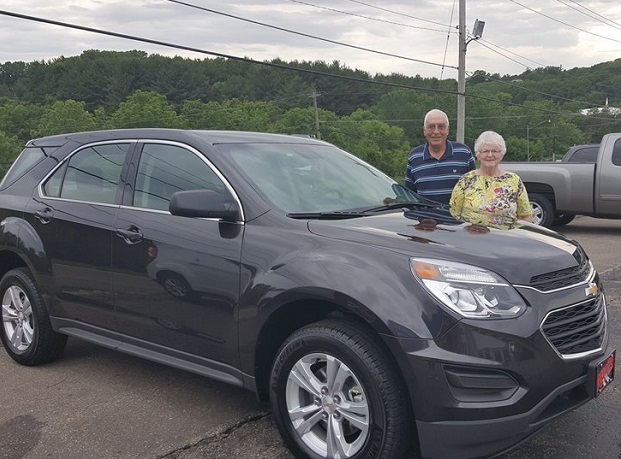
270, 319, 411, 459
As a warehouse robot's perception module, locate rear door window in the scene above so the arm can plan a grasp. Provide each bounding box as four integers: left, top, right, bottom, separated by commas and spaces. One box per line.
43, 143, 130, 204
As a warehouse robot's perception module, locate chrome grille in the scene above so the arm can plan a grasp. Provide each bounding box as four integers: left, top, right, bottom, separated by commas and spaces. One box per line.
541, 296, 606, 357
529, 260, 590, 292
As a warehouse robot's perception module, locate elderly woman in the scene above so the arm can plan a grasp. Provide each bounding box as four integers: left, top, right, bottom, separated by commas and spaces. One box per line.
450, 130, 533, 223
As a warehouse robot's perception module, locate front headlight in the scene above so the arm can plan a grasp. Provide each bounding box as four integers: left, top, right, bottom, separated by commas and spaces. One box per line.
410, 258, 527, 319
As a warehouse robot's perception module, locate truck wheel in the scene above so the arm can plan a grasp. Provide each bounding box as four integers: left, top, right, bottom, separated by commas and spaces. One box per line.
270, 319, 411, 459
0, 268, 67, 365
529, 194, 554, 228
160, 272, 196, 301
552, 214, 575, 227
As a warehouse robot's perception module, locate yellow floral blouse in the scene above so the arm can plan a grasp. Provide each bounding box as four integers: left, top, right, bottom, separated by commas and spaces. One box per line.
449, 170, 532, 221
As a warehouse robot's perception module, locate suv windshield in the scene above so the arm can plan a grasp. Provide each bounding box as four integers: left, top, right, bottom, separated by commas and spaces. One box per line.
221, 142, 425, 213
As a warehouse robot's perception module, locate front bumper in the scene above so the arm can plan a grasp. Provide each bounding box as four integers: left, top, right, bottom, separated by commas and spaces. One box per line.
414, 370, 592, 458
386, 284, 612, 459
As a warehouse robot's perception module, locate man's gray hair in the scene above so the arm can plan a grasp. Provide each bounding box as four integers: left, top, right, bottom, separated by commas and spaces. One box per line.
423, 109, 449, 127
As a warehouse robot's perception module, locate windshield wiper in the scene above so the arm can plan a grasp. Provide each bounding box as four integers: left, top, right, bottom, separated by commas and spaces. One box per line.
287, 202, 443, 219
361, 201, 442, 213
287, 211, 369, 219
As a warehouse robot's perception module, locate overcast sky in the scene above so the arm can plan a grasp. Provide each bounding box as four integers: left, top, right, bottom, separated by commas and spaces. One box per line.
1, 1, 620, 87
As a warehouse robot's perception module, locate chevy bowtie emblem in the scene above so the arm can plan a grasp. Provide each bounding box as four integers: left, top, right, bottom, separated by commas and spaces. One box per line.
585, 283, 598, 297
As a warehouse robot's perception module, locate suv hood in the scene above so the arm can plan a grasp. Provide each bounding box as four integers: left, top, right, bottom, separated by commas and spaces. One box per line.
307, 208, 585, 285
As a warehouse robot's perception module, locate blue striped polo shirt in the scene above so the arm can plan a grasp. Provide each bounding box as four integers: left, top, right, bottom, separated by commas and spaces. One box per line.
405, 141, 475, 204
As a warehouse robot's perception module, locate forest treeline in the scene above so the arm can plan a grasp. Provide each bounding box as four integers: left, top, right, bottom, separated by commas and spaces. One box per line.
1, 49, 620, 179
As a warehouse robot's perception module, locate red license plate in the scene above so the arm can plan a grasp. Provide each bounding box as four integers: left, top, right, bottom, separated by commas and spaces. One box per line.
595, 350, 615, 397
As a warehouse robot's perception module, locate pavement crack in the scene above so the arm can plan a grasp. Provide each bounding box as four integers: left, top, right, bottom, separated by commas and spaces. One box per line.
157, 412, 271, 458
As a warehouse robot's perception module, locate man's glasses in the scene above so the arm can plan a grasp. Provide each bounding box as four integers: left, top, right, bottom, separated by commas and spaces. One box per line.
479, 149, 502, 155
425, 123, 448, 132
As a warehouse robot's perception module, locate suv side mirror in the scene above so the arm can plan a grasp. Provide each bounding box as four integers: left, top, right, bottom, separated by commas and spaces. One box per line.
169, 189, 240, 222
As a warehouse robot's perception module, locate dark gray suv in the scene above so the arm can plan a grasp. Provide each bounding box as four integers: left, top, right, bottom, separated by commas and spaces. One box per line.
0, 129, 615, 459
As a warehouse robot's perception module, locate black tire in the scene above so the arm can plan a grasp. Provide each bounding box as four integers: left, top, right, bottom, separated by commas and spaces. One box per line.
270, 319, 411, 459
552, 214, 576, 227
529, 193, 555, 228
0, 268, 67, 365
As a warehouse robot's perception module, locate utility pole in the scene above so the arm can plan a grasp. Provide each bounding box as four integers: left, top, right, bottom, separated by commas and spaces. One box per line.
310, 91, 321, 140
526, 119, 551, 161
457, 0, 484, 144
457, 0, 466, 144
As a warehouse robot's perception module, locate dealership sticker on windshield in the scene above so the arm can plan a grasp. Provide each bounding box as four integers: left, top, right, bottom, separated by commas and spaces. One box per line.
595, 350, 615, 397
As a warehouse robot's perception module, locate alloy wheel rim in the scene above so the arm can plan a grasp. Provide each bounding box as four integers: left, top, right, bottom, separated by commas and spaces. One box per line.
2, 285, 34, 351
531, 203, 543, 225
164, 278, 187, 297
285, 352, 370, 458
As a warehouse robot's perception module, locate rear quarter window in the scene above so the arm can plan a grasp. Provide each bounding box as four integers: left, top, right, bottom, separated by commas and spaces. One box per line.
0, 147, 46, 190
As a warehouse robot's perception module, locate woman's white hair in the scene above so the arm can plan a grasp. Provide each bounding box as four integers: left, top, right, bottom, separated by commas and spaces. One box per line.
474, 131, 506, 155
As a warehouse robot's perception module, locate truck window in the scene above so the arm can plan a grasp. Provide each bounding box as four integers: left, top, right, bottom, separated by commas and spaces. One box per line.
565, 145, 598, 162
612, 139, 621, 166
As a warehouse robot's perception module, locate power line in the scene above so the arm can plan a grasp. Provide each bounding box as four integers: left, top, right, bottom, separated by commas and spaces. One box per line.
439, 0, 458, 80
476, 39, 546, 68
508, 0, 621, 43
473, 40, 535, 71
296, 0, 570, 89
558, 0, 621, 30
342, 0, 450, 28
166, 0, 456, 70
0, 9, 614, 123
287, 0, 449, 34
337, 0, 558, 76
0, 9, 456, 95
465, 69, 615, 110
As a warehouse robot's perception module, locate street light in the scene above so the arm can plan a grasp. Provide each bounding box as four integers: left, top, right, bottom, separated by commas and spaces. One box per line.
526, 119, 550, 161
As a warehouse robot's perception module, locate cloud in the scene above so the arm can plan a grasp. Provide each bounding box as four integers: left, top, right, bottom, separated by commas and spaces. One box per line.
0, 0, 620, 79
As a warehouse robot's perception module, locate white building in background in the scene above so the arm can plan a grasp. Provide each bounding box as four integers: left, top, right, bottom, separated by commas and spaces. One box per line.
579, 98, 621, 116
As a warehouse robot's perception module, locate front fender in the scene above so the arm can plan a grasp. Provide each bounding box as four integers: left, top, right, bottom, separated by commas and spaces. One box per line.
246, 245, 456, 341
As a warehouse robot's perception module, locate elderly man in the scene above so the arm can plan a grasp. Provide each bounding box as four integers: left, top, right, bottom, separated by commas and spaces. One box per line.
404, 109, 475, 204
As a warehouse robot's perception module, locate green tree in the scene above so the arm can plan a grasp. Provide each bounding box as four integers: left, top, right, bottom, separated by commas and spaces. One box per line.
33, 100, 98, 137
0, 131, 23, 177
274, 107, 340, 140
372, 90, 456, 147
575, 111, 621, 143
109, 90, 186, 128
181, 99, 281, 131
331, 109, 409, 179
0, 98, 44, 144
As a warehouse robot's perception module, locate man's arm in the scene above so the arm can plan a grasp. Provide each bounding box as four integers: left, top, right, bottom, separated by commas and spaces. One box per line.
404, 158, 417, 192
467, 150, 476, 171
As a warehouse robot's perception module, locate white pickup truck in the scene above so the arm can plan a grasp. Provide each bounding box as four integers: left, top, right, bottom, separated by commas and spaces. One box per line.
504, 132, 621, 227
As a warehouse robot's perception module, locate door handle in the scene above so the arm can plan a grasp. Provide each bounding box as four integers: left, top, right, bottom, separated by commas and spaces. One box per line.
34, 207, 53, 224
116, 226, 143, 245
